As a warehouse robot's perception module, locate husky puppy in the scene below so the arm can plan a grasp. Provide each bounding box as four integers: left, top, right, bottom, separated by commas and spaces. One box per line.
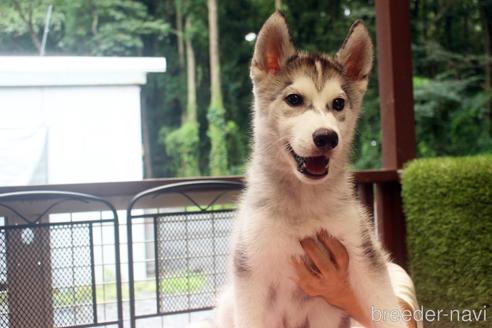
191, 11, 406, 328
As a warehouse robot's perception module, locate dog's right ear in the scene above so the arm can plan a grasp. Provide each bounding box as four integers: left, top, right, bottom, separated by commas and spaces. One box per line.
251, 11, 296, 80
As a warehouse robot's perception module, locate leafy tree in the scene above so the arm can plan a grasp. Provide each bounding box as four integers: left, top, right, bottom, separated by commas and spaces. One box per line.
1, 0, 491, 177
0, 0, 63, 53
411, 0, 492, 160
206, 0, 228, 175
161, 2, 201, 177
0, 0, 169, 56
62, 0, 169, 56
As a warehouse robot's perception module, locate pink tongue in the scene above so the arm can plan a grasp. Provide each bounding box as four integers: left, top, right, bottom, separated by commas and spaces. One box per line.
304, 157, 328, 174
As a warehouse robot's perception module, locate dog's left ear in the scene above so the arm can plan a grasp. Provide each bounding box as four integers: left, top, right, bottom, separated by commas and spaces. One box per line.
336, 21, 373, 81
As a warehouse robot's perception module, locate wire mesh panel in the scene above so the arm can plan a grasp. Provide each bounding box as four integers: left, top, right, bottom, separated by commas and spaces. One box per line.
126, 181, 244, 328
156, 210, 234, 313
0, 191, 123, 328
0, 217, 8, 328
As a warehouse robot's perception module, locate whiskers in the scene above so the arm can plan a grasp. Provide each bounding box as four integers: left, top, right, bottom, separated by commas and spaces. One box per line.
260, 136, 290, 155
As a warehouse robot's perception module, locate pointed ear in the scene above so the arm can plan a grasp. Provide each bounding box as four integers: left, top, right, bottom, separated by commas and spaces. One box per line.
336, 21, 373, 81
251, 11, 296, 76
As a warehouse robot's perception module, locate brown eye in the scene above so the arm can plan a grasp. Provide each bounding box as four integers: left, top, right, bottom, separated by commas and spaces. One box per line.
285, 94, 304, 107
332, 97, 345, 111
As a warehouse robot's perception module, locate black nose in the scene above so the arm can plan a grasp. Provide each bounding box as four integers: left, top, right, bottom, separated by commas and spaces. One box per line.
313, 128, 338, 150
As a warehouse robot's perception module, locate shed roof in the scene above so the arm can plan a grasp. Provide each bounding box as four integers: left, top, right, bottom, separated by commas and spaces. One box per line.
0, 56, 166, 87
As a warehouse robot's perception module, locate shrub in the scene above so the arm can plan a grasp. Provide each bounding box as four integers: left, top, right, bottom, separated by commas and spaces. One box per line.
161, 122, 200, 177
401, 155, 492, 328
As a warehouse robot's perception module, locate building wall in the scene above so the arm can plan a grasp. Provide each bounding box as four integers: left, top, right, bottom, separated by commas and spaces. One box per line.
0, 85, 143, 185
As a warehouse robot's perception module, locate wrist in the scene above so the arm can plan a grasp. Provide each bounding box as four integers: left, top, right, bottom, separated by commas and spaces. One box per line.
324, 290, 373, 328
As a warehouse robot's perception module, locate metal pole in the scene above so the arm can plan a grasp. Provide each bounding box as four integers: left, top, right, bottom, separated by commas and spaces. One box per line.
40, 5, 53, 56
127, 208, 137, 328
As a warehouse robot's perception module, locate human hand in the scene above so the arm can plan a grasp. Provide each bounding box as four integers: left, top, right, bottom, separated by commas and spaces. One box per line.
292, 230, 373, 328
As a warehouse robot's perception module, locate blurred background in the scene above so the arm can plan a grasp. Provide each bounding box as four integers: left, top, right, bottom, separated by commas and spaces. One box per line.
0, 0, 491, 181
0, 2, 491, 327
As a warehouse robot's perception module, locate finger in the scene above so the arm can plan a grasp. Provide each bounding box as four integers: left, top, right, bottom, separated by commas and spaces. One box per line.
290, 257, 320, 296
300, 237, 335, 274
291, 256, 319, 278
317, 230, 349, 271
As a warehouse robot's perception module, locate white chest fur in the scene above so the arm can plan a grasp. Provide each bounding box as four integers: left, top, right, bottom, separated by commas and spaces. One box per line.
213, 179, 406, 328
227, 194, 363, 328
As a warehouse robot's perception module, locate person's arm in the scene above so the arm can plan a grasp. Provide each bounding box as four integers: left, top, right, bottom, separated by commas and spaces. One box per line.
386, 262, 421, 328
292, 230, 418, 328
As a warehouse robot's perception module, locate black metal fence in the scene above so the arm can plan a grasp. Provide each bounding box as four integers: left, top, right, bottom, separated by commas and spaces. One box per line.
0, 181, 244, 328
0, 191, 123, 328
126, 181, 244, 327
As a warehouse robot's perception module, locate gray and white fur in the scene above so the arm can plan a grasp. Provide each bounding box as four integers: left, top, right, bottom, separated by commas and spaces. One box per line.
189, 11, 406, 328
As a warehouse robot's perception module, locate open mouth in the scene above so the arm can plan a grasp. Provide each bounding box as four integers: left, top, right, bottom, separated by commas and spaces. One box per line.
287, 145, 329, 179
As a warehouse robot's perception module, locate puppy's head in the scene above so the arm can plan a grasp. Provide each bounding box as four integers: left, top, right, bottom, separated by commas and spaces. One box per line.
251, 12, 373, 184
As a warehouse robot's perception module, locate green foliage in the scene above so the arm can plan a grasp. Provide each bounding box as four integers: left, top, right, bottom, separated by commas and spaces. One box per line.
401, 156, 492, 328
0, 0, 169, 55
161, 272, 207, 294
1, 0, 491, 176
413, 74, 492, 157
53, 286, 92, 307
161, 121, 200, 177
50, 271, 206, 306
62, 0, 170, 56
0, 0, 64, 53
225, 120, 248, 175
410, 2, 492, 161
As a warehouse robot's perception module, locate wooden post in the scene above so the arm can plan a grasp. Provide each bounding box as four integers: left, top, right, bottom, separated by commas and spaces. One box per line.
375, 0, 416, 268
376, 0, 416, 169
6, 217, 53, 328
375, 181, 408, 267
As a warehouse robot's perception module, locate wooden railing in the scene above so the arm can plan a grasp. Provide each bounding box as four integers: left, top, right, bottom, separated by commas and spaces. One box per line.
353, 169, 407, 268
0, 170, 406, 327
0, 170, 407, 268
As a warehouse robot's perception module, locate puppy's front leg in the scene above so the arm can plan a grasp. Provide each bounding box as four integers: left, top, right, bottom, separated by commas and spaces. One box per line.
233, 277, 269, 328
351, 265, 407, 328
349, 232, 407, 328
231, 243, 268, 328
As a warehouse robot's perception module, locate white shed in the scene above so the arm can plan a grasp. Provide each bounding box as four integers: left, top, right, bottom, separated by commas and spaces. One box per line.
0, 56, 166, 186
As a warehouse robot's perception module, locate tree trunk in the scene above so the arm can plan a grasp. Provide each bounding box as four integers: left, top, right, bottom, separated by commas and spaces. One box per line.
480, 1, 492, 90
141, 99, 154, 178
175, 0, 185, 67
422, 0, 428, 40
275, 0, 282, 10
207, 0, 228, 175
9, 0, 42, 51
208, 0, 223, 109
185, 16, 197, 123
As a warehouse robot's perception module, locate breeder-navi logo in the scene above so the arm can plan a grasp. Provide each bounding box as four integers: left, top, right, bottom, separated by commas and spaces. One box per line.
371, 305, 488, 323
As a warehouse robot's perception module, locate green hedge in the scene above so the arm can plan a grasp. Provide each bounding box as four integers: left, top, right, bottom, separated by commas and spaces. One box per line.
402, 155, 492, 328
